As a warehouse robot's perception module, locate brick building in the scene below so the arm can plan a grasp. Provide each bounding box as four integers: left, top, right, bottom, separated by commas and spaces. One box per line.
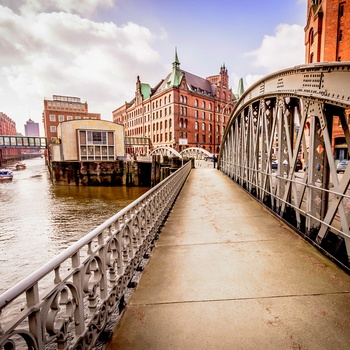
42, 95, 101, 144
113, 51, 235, 155
304, 0, 350, 161
305, 0, 350, 63
0, 112, 21, 162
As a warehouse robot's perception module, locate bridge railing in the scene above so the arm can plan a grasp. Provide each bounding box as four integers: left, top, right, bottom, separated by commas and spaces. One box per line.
0, 160, 192, 349
219, 62, 350, 271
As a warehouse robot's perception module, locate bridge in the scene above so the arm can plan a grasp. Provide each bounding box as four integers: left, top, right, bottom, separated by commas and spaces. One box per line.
0, 135, 47, 148
1, 62, 350, 349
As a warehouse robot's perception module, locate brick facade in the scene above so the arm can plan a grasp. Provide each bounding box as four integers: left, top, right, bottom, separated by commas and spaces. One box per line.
305, 0, 350, 160
113, 52, 235, 155
305, 0, 350, 63
42, 95, 101, 144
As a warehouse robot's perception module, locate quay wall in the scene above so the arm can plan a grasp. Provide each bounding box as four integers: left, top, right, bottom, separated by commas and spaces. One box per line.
49, 156, 189, 186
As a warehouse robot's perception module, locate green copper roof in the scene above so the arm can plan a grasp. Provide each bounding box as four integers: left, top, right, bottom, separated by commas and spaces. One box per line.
167, 48, 183, 87
140, 83, 151, 99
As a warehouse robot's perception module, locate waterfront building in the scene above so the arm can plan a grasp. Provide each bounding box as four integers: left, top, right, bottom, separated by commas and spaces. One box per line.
42, 95, 101, 144
24, 118, 40, 137
0, 112, 21, 163
304, 0, 350, 160
113, 51, 236, 155
51, 119, 124, 162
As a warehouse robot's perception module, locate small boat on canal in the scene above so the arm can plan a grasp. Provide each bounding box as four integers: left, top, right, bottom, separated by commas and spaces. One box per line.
14, 162, 26, 170
0, 169, 14, 181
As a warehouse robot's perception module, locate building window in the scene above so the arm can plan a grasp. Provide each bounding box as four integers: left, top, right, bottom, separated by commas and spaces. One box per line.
309, 28, 314, 45
202, 112, 205, 119
340, 3, 344, 17
67, 115, 73, 120
50, 126, 56, 133
79, 130, 115, 161
209, 103, 212, 110
195, 121, 198, 130
202, 101, 205, 108
194, 99, 198, 107
339, 30, 343, 41
202, 123, 205, 131
58, 115, 64, 122
195, 110, 198, 119
49, 114, 56, 122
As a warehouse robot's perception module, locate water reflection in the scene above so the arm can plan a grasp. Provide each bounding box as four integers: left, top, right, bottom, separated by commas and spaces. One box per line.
0, 157, 149, 295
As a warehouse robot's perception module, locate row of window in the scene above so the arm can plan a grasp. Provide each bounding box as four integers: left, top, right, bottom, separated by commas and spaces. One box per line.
151, 132, 221, 145
49, 114, 97, 122
129, 94, 173, 118
47, 101, 87, 110
78, 130, 115, 161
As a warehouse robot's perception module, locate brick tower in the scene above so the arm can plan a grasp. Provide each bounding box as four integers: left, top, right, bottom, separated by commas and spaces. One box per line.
305, 0, 350, 63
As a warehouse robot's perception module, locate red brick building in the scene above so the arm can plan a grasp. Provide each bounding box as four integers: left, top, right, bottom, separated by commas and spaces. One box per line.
0, 112, 21, 162
42, 95, 101, 144
113, 51, 235, 155
304, 0, 350, 160
305, 0, 350, 63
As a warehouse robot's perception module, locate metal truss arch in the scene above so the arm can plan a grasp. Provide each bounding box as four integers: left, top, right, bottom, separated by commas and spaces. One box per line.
150, 146, 181, 158
219, 62, 350, 270
180, 147, 212, 160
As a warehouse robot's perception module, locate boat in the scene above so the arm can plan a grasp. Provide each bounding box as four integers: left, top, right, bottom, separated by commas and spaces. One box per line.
14, 162, 26, 170
0, 169, 13, 181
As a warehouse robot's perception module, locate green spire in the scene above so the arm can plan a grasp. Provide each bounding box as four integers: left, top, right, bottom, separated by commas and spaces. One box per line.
237, 78, 245, 99
173, 47, 180, 69
168, 47, 183, 87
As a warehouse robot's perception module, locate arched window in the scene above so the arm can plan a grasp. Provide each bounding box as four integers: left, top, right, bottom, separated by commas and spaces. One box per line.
309, 28, 314, 45
202, 101, 205, 109
202, 123, 206, 131
194, 99, 198, 107
195, 121, 198, 130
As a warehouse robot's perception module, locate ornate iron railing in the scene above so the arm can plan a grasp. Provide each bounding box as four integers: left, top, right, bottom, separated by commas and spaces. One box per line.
219, 62, 350, 270
0, 160, 192, 349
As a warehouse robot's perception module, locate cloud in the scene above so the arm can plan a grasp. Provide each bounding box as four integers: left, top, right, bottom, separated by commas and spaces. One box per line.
2, 0, 116, 17
246, 23, 305, 73
0, 4, 166, 130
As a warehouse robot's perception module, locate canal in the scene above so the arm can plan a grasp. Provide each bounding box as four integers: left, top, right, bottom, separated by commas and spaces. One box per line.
0, 157, 150, 295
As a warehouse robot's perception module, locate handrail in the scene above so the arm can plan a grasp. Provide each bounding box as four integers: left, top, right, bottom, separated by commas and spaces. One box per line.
0, 160, 192, 349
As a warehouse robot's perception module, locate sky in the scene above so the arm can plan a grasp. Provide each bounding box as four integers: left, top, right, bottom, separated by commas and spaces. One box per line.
0, 0, 307, 135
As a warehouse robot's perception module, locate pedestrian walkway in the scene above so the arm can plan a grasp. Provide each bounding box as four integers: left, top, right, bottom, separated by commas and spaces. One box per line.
105, 168, 350, 350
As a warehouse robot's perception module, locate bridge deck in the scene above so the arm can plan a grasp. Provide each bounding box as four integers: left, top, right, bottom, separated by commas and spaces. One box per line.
106, 167, 350, 349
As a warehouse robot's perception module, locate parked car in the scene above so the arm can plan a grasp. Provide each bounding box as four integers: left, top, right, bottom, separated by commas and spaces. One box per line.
271, 159, 303, 172
272, 160, 278, 169
337, 159, 349, 173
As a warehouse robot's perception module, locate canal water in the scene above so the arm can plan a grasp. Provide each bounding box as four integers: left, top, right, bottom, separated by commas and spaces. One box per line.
0, 157, 150, 295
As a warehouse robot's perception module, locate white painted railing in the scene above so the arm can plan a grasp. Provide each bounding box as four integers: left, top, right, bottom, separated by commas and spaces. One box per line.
0, 161, 192, 349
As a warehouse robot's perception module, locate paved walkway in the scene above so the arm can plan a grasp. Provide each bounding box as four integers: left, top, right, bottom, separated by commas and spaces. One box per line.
105, 168, 350, 350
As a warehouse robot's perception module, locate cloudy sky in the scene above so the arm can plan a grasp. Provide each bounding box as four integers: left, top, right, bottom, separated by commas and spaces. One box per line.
0, 0, 307, 134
